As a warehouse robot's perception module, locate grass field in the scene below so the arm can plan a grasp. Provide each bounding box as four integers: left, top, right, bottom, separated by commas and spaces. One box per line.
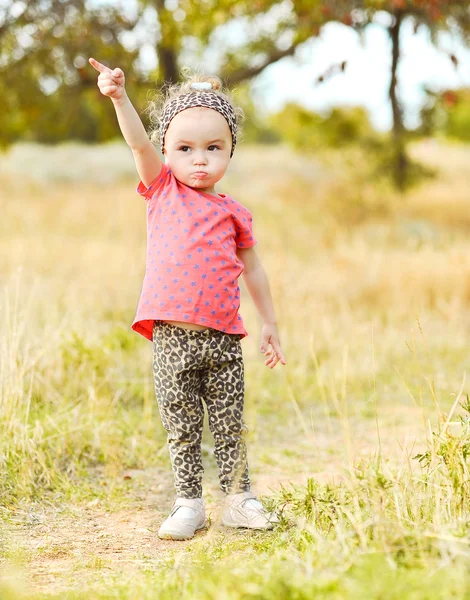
2, 139, 470, 598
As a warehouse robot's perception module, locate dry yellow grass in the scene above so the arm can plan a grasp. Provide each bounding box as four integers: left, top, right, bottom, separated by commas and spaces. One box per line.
2, 139, 470, 597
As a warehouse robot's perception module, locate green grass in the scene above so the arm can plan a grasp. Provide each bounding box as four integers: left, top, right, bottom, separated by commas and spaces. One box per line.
3, 141, 470, 598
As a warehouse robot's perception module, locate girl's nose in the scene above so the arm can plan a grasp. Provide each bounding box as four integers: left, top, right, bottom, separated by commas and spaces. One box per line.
193, 152, 208, 165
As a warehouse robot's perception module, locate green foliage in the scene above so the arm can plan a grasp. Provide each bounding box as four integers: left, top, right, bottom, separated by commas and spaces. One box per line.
0, 3, 147, 146
420, 88, 470, 142
413, 395, 470, 511
267, 103, 435, 191
268, 103, 377, 150
269, 477, 349, 532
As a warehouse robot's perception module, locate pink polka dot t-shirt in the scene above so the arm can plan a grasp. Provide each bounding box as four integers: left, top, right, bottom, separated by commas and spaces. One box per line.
131, 162, 257, 341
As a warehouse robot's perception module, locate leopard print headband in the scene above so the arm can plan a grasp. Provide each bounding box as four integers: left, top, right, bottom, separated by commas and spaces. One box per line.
160, 91, 237, 157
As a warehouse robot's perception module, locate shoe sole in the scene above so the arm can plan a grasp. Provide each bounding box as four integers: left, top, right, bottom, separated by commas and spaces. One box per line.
158, 519, 207, 541
221, 518, 274, 530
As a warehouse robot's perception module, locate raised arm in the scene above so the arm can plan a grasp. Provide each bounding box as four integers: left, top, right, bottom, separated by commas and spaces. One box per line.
89, 57, 162, 188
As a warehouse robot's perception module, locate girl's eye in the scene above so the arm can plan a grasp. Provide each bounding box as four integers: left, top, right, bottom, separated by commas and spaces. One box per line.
179, 146, 190, 152
208, 145, 220, 151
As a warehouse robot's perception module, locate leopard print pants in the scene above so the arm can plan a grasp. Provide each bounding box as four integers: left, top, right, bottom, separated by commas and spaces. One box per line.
152, 321, 251, 499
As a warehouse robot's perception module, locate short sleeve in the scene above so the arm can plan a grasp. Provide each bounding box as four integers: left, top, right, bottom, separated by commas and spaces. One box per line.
136, 162, 170, 201
235, 206, 257, 249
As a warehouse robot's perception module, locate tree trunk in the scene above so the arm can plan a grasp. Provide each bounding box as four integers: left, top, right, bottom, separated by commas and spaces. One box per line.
388, 10, 408, 191
157, 45, 179, 84
155, 0, 179, 83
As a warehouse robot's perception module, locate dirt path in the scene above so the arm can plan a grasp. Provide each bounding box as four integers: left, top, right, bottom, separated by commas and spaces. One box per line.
3, 404, 431, 595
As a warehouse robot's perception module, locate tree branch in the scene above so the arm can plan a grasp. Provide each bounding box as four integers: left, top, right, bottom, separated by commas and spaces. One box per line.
222, 42, 299, 86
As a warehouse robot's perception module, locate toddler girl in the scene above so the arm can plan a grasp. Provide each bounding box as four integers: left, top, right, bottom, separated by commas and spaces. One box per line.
89, 57, 287, 540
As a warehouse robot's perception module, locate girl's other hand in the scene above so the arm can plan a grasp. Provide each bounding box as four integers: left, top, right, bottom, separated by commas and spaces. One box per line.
260, 323, 287, 369
89, 57, 126, 101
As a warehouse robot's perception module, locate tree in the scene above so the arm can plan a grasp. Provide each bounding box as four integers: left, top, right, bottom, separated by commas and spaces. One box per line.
336, 1, 470, 189
0, 1, 142, 145
1, 0, 470, 192
0, 0, 341, 145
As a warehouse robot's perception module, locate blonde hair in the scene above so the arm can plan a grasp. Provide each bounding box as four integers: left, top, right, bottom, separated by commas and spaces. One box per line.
145, 68, 245, 148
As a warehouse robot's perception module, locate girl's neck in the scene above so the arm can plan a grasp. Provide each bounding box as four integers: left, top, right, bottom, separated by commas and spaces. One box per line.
195, 185, 220, 198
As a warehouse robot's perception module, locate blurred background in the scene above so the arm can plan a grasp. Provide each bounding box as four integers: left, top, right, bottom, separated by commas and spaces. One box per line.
1, 0, 470, 187
3, 1, 470, 597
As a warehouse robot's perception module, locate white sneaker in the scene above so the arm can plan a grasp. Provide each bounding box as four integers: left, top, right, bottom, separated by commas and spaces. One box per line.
158, 497, 206, 540
221, 491, 280, 530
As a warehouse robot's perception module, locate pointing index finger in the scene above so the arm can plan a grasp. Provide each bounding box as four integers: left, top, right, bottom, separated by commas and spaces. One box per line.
89, 57, 112, 74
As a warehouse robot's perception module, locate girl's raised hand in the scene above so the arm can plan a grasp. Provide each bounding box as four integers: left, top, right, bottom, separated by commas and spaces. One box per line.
89, 57, 125, 101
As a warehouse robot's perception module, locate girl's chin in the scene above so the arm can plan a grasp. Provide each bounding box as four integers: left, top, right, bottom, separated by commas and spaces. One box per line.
187, 177, 216, 189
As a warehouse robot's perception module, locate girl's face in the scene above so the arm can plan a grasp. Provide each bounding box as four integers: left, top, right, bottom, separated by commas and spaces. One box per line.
163, 107, 232, 195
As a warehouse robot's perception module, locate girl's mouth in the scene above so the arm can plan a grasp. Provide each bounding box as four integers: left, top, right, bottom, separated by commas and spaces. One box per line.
193, 171, 208, 178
